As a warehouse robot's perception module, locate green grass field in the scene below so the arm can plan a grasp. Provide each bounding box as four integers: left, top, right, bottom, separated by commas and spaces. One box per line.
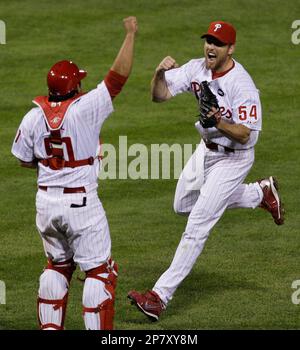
0, 0, 300, 330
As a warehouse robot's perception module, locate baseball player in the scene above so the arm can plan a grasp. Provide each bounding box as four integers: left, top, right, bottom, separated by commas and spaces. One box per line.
128, 21, 284, 321
11, 16, 138, 330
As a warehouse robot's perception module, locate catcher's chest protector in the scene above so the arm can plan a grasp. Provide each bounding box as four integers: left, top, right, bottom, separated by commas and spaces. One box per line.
33, 94, 84, 130
33, 94, 94, 170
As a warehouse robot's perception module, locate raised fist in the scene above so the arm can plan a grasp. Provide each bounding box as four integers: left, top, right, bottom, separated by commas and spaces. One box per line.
123, 16, 138, 34
156, 56, 179, 72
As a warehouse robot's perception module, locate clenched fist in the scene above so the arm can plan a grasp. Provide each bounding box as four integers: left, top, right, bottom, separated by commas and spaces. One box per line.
123, 16, 138, 34
156, 56, 179, 73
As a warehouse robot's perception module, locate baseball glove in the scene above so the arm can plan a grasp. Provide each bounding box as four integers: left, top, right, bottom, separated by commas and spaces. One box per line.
198, 81, 220, 128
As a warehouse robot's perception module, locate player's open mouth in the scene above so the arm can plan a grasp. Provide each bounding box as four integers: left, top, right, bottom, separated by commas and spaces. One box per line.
207, 52, 217, 61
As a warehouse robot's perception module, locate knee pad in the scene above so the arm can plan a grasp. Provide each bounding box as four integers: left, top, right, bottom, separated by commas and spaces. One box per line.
37, 259, 76, 330
82, 259, 118, 330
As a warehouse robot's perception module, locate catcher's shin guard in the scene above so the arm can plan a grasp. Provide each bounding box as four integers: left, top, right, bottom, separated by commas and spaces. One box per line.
82, 259, 118, 330
37, 259, 76, 330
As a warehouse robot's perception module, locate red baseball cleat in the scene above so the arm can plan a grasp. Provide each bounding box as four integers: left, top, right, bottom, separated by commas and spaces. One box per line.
128, 290, 165, 321
258, 176, 284, 225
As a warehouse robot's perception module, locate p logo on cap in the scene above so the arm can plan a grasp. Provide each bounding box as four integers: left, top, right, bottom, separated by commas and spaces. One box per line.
214, 24, 222, 32
201, 21, 236, 44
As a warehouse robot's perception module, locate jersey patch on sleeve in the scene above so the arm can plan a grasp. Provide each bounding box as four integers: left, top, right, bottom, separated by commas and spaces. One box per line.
14, 129, 21, 143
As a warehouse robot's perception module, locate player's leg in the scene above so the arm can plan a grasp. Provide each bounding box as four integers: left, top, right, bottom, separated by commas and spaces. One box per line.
226, 182, 263, 209
37, 259, 76, 330
129, 149, 255, 319
82, 259, 118, 330
153, 172, 244, 305
226, 177, 284, 225
66, 190, 118, 330
36, 189, 75, 330
173, 141, 205, 215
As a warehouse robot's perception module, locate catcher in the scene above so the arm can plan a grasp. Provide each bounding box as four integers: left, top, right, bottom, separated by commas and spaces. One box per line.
12, 16, 138, 330
128, 21, 284, 321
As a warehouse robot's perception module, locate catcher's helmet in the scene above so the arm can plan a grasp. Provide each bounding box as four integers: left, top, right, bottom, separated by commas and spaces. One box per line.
47, 60, 87, 96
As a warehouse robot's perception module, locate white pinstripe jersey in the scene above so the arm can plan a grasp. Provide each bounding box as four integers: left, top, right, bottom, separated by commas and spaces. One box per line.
11, 82, 113, 187
165, 58, 262, 149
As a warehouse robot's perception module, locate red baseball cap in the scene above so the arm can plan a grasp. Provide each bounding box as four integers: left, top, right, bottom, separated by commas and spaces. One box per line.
201, 21, 236, 45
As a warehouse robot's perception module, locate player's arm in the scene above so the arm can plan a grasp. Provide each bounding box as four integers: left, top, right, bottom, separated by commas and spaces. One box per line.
151, 56, 179, 103
12, 118, 38, 167
206, 107, 250, 144
104, 16, 138, 99
216, 89, 261, 144
216, 118, 251, 145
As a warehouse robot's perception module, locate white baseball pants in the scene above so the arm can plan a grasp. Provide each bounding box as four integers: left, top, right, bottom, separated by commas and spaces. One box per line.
153, 141, 263, 305
36, 187, 111, 271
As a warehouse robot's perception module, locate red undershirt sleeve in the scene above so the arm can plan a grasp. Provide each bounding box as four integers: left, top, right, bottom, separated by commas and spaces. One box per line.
104, 70, 128, 99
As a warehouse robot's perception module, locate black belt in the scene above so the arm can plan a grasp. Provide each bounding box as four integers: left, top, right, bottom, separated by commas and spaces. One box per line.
204, 141, 234, 153
39, 186, 86, 194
